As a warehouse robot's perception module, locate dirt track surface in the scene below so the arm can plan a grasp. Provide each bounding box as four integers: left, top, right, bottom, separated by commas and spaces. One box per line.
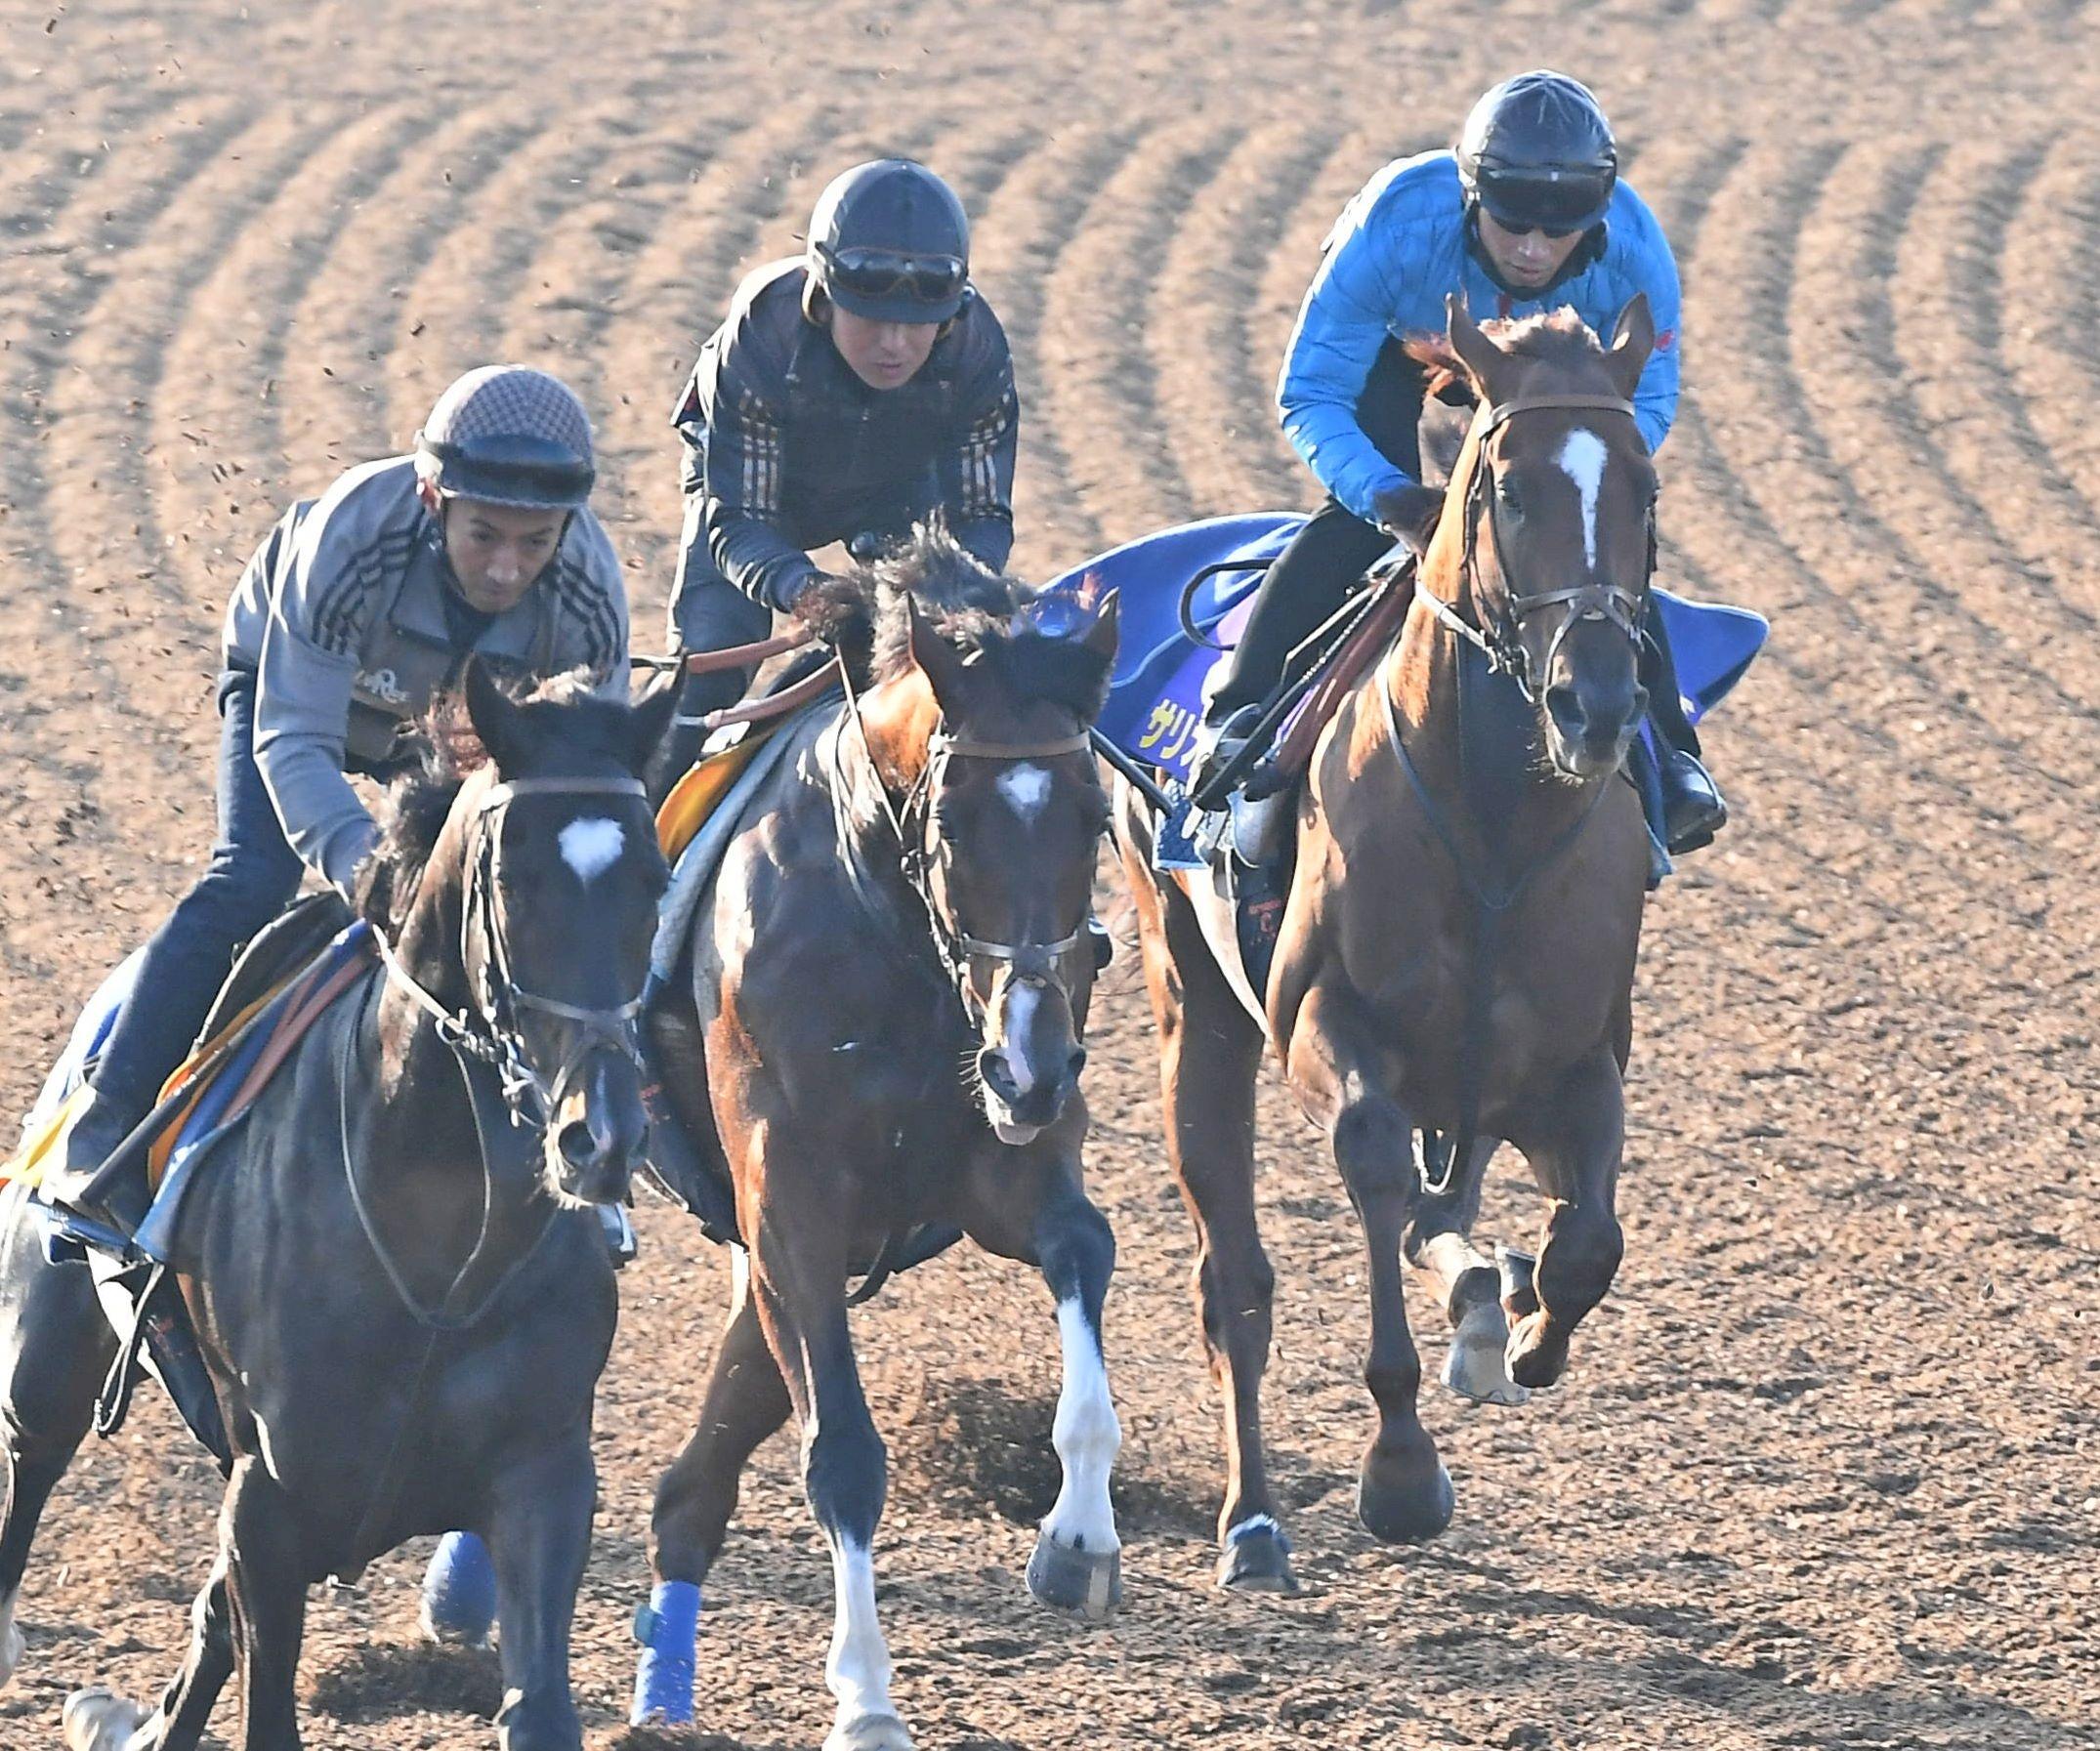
0, 1, 2096, 1746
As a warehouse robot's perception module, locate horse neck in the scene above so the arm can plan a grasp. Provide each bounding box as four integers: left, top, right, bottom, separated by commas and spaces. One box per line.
826, 670, 941, 871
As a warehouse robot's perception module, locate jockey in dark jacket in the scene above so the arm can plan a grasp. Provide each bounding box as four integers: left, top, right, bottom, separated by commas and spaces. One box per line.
659, 157, 1020, 779
49, 366, 630, 1239
1194, 70, 1726, 853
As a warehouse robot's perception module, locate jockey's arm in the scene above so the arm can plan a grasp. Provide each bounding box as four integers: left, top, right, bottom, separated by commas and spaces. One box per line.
251, 607, 378, 900
1614, 189, 1684, 458
1276, 211, 1415, 526
935, 355, 1019, 574
676, 353, 823, 615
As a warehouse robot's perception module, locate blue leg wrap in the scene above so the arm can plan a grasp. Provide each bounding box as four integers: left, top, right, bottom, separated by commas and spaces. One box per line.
419, 1531, 497, 1647
629, 1579, 702, 1726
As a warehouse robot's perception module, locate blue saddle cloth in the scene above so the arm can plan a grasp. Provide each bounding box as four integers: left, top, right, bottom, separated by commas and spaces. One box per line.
1042, 512, 1769, 784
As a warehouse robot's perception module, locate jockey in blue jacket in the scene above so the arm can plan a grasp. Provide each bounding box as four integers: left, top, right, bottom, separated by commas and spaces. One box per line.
1197, 69, 1725, 852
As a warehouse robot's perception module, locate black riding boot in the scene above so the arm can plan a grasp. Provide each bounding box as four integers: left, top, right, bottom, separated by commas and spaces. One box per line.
1640, 605, 1728, 854
47, 1086, 154, 1241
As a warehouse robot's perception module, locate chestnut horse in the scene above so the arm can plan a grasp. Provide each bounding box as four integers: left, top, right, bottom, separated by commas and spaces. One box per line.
634, 533, 1122, 1749
1115, 296, 1659, 1590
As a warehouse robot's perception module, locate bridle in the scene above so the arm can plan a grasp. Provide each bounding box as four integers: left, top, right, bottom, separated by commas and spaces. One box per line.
1414, 390, 1656, 705
837, 660, 1095, 1026
378, 773, 651, 1128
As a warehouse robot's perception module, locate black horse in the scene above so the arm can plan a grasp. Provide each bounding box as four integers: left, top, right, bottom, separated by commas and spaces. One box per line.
0, 664, 672, 1751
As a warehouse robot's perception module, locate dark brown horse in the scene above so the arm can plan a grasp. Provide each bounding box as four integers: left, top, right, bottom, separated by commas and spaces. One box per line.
1115, 296, 1659, 1590
0, 666, 673, 1750
632, 533, 1121, 1747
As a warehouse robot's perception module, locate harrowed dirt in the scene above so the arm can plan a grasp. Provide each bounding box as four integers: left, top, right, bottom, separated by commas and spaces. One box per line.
0, 2, 2094, 1747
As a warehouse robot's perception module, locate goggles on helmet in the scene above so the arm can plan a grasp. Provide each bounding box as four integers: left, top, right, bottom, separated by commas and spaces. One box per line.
817, 242, 968, 311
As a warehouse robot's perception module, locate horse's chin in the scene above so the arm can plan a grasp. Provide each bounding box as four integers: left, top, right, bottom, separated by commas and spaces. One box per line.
539, 1145, 631, 1212
989, 1114, 1044, 1147
1546, 730, 1631, 783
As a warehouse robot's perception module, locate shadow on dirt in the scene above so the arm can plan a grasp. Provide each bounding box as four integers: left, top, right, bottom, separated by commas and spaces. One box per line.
307, 1641, 503, 1723
890, 1375, 1212, 1539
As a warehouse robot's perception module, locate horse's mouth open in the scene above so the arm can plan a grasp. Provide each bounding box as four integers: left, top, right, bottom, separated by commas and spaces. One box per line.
990, 1114, 1045, 1147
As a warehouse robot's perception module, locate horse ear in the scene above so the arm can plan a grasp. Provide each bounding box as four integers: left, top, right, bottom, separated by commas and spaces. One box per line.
1604, 293, 1655, 399
907, 599, 968, 712
1446, 293, 1510, 403
463, 657, 527, 772
1081, 589, 1119, 667
627, 667, 683, 778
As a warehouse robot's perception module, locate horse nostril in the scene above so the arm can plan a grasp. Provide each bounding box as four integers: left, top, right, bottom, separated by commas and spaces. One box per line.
558, 1118, 598, 1168
977, 1049, 1021, 1105
1545, 685, 1586, 740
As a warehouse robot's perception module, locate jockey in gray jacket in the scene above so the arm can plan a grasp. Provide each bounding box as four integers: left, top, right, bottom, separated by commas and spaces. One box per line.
50, 365, 629, 1238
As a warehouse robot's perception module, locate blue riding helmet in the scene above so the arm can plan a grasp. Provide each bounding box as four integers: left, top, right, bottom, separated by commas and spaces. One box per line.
1456, 69, 1617, 236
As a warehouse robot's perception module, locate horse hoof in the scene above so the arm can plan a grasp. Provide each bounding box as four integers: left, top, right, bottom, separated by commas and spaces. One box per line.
1215, 1519, 1297, 1593
1496, 1243, 1540, 1320
824, 1710, 914, 1751
1027, 1529, 1121, 1620
418, 1531, 497, 1648
1443, 1301, 1530, 1406
1506, 1311, 1571, 1390
1356, 1443, 1455, 1545
62, 1687, 150, 1751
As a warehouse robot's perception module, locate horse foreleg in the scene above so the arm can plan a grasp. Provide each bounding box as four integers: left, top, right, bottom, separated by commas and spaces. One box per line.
0, 1195, 114, 1691
1403, 1137, 1528, 1406
750, 1236, 908, 1751
1127, 864, 1289, 1590
485, 1429, 595, 1751
1289, 990, 1453, 1545
222, 1453, 308, 1750
67, 1558, 235, 1751
1506, 1047, 1627, 1390
957, 1147, 1122, 1619
634, 1245, 790, 1727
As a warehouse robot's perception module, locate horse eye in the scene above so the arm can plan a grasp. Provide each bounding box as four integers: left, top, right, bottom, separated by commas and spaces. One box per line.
1497, 476, 1524, 515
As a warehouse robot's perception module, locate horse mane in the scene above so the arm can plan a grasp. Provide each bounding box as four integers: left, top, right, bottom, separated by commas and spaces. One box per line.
353, 669, 628, 933
845, 523, 1113, 725
1404, 306, 1606, 400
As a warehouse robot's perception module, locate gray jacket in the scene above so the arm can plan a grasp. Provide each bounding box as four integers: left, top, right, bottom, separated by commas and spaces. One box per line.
223, 456, 629, 892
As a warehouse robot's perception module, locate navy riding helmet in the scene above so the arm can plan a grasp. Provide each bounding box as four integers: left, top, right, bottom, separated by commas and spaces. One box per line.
1455, 70, 1618, 237
805, 158, 972, 324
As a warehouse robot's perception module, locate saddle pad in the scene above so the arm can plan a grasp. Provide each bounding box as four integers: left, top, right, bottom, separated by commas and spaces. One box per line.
656, 722, 784, 866
1040, 513, 1771, 782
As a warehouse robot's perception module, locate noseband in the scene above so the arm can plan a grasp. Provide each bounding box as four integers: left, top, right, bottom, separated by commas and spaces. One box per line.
380, 773, 650, 1128
1417, 391, 1655, 704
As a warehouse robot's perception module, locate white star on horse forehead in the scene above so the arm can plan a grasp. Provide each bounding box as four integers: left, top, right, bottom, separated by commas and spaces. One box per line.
558, 817, 626, 883
996, 763, 1054, 821
1556, 428, 1611, 570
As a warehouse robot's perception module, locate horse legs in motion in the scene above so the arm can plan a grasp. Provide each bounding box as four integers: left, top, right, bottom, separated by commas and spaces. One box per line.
0, 1187, 116, 1701
645, 1141, 1120, 1750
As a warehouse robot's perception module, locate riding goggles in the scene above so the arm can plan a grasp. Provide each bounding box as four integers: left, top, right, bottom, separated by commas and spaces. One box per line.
818, 243, 969, 309
1475, 165, 1613, 238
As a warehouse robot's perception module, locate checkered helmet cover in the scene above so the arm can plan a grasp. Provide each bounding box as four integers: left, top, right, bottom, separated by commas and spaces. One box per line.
414, 365, 597, 510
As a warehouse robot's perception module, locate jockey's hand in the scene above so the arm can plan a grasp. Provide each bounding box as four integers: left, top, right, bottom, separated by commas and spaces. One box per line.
1372, 481, 1446, 556
789, 570, 874, 654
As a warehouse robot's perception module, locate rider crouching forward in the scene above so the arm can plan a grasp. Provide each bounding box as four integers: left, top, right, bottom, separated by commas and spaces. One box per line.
1192, 69, 1726, 853
658, 157, 1019, 782
49, 366, 631, 1238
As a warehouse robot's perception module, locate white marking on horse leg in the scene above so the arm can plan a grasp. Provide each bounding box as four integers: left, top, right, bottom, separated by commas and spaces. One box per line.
821, 1537, 908, 1751
994, 762, 1052, 823
1556, 428, 1609, 570
0, 1588, 21, 1688
1042, 1299, 1121, 1554
558, 817, 625, 884
62, 1687, 151, 1751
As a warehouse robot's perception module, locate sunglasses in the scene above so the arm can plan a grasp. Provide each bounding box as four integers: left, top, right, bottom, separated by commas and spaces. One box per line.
818, 243, 968, 305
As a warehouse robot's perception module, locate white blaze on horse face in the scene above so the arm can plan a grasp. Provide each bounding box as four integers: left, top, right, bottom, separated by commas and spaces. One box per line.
1556, 428, 1610, 572
995, 763, 1052, 825
823, 1535, 902, 1743
1042, 1299, 1121, 1555
998, 980, 1043, 1095
559, 817, 625, 885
